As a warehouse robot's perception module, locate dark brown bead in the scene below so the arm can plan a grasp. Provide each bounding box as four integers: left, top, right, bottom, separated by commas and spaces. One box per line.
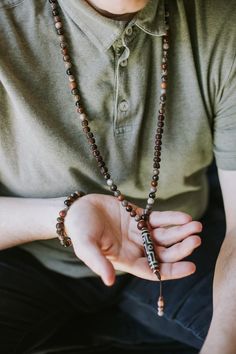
95, 155, 103, 162
61, 48, 68, 55
157, 128, 163, 134
66, 68, 72, 75
56, 222, 64, 230
70, 82, 77, 89
126, 205, 132, 212
77, 107, 84, 114
90, 144, 97, 151
57, 29, 64, 35
110, 185, 117, 192
75, 100, 81, 107
71, 88, 79, 95
158, 115, 165, 121
155, 139, 162, 145
98, 161, 105, 168
161, 63, 168, 70
130, 210, 137, 217
152, 175, 159, 181
104, 173, 110, 180
49, 0, 57, 3
153, 163, 160, 169
64, 200, 72, 207
93, 150, 100, 157
162, 75, 168, 82
57, 229, 64, 236
86, 132, 94, 139
154, 151, 161, 157
159, 109, 165, 115
158, 122, 164, 127
141, 214, 149, 221
155, 145, 161, 151
52, 9, 59, 16
88, 137, 95, 144
160, 94, 166, 102
83, 127, 90, 133
57, 217, 64, 223
153, 157, 161, 163
81, 120, 88, 127
156, 133, 162, 139
151, 181, 158, 187
101, 167, 108, 174
60, 42, 67, 49
137, 220, 147, 230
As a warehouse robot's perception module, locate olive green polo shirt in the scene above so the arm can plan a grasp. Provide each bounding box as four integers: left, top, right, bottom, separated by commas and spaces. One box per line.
0, 0, 236, 277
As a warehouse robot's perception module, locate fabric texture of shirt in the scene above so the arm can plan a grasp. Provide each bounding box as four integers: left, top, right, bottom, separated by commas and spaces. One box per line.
0, 0, 236, 277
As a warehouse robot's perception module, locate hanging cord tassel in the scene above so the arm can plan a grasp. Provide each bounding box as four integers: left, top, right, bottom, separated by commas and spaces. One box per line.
141, 228, 165, 316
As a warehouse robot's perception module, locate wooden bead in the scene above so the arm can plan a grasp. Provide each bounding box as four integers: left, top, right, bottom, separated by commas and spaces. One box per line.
137, 220, 147, 230
118, 195, 124, 202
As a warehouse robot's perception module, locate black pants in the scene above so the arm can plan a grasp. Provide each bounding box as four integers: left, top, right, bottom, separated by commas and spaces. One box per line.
0, 203, 225, 354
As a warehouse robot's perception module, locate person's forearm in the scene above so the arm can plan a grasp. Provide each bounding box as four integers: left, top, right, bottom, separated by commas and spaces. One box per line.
201, 228, 236, 354
0, 196, 65, 249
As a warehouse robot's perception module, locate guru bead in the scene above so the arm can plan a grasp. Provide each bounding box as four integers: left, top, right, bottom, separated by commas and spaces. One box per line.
157, 296, 164, 317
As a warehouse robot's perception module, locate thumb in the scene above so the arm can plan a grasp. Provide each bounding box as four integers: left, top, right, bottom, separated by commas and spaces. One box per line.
73, 239, 116, 286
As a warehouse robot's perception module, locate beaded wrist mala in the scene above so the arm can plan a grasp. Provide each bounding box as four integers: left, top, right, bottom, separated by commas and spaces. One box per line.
49, 0, 169, 317
56, 191, 85, 247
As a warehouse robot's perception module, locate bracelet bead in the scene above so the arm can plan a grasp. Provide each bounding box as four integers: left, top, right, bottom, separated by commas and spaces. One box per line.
56, 191, 85, 247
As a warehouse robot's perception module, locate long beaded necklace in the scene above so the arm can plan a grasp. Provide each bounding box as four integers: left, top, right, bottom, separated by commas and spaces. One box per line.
49, 0, 169, 317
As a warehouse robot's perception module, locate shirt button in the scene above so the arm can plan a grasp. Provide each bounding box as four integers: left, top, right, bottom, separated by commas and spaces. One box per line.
119, 100, 129, 112
120, 59, 128, 67
125, 26, 133, 36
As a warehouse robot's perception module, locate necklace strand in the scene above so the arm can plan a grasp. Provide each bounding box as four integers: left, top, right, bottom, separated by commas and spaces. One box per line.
48, 0, 169, 317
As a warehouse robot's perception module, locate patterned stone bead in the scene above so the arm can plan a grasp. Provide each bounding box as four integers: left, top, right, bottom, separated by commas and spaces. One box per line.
106, 179, 113, 186
79, 113, 86, 121
114, 190, 121, 197
147, 198, 155, 205
104, 173, 111, 180
118, 195, 125, 202
64, 62, 72, 69
55, 21, 62, 29
126, 205, 132, 212
122, 200, 128, 207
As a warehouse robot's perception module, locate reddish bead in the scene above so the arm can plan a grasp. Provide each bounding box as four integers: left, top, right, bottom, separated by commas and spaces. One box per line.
70, 81, 77, 89
130, 210, 137, 217
118, 195, 125, 202
137, 220, 147, 230
59, 209, 67, 218
151, 181, 158, 187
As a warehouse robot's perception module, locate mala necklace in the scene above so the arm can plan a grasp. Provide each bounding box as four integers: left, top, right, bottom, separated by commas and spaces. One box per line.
49, 0, 169, 317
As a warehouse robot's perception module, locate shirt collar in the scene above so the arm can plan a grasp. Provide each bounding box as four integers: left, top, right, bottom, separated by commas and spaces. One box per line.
58, 0, 166, 52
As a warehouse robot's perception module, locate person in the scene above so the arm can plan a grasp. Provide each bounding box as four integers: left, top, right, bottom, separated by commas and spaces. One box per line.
0, 0, 235, 353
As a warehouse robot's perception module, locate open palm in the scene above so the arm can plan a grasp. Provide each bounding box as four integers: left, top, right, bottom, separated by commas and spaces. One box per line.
65, 194, 202, 286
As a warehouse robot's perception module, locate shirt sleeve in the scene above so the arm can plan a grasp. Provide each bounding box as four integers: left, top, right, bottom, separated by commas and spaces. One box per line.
213, 53, 236, 170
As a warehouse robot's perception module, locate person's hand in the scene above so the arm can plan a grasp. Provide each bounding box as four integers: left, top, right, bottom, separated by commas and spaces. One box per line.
65, 194, 202, 286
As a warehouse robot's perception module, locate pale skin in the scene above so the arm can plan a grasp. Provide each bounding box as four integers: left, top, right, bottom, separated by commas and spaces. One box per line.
0, 0, 235, 353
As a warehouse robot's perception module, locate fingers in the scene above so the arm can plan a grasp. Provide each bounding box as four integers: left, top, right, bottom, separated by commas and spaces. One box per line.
73, 239, 116, 286
152, 221, 203, 247
157, 235, 201, 263
121, 258, 196, 281
149, 211, 192, 228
